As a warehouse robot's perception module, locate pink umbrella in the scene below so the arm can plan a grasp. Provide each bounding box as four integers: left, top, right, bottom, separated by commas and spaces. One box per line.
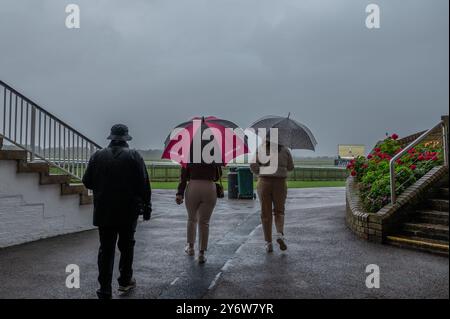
162, 116, 249, 167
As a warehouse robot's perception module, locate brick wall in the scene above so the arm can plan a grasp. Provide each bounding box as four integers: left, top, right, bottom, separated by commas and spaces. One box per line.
346, 165, 448, 243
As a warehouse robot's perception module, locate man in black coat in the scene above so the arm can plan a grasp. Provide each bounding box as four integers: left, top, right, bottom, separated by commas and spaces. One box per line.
83, 124, 152, 299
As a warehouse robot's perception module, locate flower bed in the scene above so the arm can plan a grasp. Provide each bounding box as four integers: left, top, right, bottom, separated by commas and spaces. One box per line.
346, 133, 444, 213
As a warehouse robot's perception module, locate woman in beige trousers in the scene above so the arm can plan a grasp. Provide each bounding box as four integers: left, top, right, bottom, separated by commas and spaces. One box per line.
250, 141, 294, 253
176, 163, 222, 263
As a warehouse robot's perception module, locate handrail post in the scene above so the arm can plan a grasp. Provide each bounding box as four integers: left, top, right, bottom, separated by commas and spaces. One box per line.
390, 160, 396, 204
30, 106, 36, 162
442, 115, 449, 167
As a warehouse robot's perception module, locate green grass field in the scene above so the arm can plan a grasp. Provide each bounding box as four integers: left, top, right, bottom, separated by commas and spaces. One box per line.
151, 180, 345, 190
50, 163, 347, 189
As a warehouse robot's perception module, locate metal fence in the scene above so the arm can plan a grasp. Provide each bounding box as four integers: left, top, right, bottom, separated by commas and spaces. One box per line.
0, 80, 102, 181
147, 163, 348, 182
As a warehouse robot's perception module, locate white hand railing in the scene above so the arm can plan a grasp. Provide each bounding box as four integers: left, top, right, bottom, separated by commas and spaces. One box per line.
0, 80, 101, 181
389, 116, 449, 204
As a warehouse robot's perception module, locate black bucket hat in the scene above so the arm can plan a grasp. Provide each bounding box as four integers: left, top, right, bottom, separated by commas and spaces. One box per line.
107, 124, 132, 141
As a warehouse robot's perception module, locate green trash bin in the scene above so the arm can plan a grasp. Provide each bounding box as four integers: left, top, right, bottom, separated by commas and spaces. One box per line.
236, 167, 255, 199
227, 167, 239, 199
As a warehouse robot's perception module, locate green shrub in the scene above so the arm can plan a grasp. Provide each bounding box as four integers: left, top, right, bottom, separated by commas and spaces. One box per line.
347, 134, 443, 213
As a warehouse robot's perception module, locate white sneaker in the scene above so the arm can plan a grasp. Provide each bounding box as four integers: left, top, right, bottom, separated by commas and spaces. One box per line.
276, 233, 287, 251
185, 244, 195, 256
198, 252, 207, 264
265, 242, 273, 253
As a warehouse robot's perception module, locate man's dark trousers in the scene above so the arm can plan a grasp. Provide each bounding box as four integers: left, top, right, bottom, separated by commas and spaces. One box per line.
97, 219, 137, 297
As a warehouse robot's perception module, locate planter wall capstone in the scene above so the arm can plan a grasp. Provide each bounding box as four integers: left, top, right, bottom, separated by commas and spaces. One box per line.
346, 165, 449, 243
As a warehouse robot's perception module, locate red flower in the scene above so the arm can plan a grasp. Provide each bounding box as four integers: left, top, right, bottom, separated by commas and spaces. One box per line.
410, 165, 417, 170
432, 156, 438, 161
362, 164, 369, 169
418, 155, 425, 161
367, 154, 373, 159
351, 170, 357, 177
374, 147, 381, 153
396, 159, 403, 165
408, 148, 416, 154
391, 133, 399, 140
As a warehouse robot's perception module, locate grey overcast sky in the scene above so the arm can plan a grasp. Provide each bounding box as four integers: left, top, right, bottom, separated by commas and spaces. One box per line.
0, 0, 448, 156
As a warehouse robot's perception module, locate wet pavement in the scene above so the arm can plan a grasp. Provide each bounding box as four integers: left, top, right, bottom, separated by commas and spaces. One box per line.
0, 188, 448, 299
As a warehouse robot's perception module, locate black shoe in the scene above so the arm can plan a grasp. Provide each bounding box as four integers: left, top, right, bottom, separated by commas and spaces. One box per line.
96, 289, 112, 299
118, 278, 136, 293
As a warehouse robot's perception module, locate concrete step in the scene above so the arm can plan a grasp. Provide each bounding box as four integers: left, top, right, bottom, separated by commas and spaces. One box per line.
441, 177, 449, 188
415, 210, 449, 226
386, 235, 449, 257
0, 149, 27, 161
430, 187, 449, 200
0, 139, 91, 207
426, 199, 449, 212
39, 173, 71, 185
402, 222, 449, 241
17, 160, 50, 174
61, 183, 86, 195
438, 187, 449, 198
80, 192, 93, 205
61, 183, 92, 205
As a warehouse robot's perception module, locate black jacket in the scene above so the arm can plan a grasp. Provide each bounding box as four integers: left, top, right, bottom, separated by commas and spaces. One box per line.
82, 141, 152, 227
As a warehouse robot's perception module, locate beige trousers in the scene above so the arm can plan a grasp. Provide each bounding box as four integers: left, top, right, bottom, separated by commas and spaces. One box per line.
257, 177, 288, 242
185, 180, 217, 251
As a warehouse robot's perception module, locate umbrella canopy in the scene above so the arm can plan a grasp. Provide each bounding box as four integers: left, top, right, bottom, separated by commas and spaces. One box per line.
162, 116, 250, 166
250, 114, 317, 150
